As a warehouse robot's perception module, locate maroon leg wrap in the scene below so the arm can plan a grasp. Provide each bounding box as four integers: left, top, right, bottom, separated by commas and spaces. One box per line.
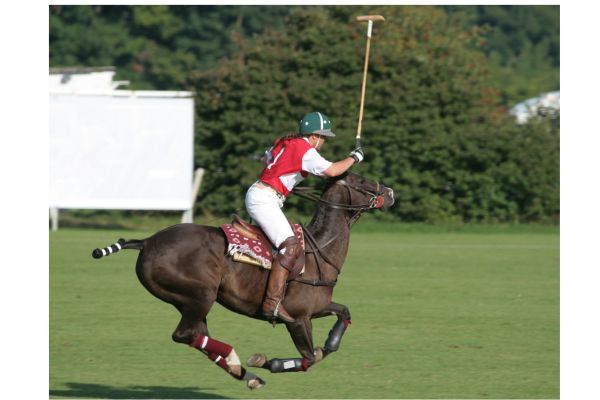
302, 357, 309, 371
190, 334, 233, 357
208, 352, 247, 380
207, 351, 230, 371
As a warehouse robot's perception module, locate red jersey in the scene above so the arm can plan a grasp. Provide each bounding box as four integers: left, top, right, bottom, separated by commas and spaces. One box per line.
260, 138, 311, 196
259, 137, 332, 196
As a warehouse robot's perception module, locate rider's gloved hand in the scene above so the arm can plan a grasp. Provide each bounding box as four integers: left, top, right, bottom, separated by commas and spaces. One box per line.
349, 147, 364, 163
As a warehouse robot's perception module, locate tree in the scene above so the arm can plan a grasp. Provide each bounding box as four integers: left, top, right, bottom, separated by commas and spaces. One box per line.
50, 5, 559, 223
192, 6, 553, 222
50, 5, 293, 90
443, 5, 559, 105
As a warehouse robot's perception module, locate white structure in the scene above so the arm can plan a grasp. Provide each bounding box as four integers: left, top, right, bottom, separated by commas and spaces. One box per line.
509, 90, 560, 124
49, 66, 130, 91
49, 67, 202, 230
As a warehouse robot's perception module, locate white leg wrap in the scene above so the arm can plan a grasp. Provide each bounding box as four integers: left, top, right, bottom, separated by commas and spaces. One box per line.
225, 348, 241, 366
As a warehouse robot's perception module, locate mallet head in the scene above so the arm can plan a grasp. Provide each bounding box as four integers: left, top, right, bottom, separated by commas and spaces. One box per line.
356, 15, 385, 37
356, 15, 385, 22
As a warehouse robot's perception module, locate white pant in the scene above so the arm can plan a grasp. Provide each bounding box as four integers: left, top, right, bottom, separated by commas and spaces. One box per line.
245, 182, 294, 249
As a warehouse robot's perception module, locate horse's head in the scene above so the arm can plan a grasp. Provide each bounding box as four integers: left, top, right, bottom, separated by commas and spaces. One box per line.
323, 172, 395, 211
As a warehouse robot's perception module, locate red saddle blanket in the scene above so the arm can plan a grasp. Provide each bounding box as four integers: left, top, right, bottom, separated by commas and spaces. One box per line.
221, 223, 304, 272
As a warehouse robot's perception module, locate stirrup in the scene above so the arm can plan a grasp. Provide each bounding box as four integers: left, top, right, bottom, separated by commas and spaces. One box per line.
262, 308, 278, 327
263, 302, 294, 324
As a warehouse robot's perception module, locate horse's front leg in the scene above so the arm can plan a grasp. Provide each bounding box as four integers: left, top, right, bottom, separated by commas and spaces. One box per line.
247, 317, 316, 373
311, 302, 351, 360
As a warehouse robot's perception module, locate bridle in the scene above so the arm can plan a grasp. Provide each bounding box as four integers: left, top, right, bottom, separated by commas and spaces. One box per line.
291, 178, 387, 287
292, 179, 386, 213
293, 178, 387, 230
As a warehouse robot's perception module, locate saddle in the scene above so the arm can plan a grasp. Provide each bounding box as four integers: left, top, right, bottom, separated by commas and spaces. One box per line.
221, 215, 305, 280
232, 214, 269, 243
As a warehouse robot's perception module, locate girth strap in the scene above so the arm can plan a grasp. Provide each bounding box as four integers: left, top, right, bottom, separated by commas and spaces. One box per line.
293, 277, 337, 287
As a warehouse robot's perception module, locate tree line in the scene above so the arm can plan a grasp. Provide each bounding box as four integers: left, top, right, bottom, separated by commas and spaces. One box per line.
50, 5, 559, 223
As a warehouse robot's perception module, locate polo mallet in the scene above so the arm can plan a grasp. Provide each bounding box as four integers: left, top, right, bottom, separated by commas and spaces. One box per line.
355, 15, 385, 149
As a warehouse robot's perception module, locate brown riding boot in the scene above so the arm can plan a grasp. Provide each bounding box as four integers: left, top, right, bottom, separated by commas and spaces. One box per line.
262, 259, 295, 323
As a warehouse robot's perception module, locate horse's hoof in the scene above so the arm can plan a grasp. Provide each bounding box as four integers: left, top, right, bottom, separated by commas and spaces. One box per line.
314, 347, 324, 363
242, 369, 266, 390
247, 353, 268, 368
246, 376, 266, 390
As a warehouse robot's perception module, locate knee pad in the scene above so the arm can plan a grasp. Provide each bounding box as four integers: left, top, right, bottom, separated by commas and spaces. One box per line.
277, 236, 301, 270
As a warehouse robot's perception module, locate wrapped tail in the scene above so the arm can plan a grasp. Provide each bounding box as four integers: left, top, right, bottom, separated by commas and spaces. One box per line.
92, 238, 144, 259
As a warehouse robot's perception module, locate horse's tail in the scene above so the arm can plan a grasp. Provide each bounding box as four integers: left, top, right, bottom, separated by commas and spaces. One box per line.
91, 238, 144, 259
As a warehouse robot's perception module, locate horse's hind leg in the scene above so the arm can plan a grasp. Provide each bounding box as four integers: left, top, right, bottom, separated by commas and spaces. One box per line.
172, 304, 266, 390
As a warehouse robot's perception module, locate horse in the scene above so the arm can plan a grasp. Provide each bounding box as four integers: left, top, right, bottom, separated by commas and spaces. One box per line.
91, 171, 394, 389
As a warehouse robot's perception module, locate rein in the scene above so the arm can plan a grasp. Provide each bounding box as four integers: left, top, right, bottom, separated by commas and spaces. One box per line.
292, 180, 384, 211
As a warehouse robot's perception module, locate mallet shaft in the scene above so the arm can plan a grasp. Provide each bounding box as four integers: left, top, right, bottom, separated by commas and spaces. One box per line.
355, 15, 385, 143
356, 34, 371, 140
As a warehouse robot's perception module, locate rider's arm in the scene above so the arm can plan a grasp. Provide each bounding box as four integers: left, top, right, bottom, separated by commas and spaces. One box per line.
322, 157, 355, 177
303, 148, 356, 178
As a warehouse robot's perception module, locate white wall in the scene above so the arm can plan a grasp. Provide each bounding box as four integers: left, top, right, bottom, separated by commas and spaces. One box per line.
49, 92, 194, 210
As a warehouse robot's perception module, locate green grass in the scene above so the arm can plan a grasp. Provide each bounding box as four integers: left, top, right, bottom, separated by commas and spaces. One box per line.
50, 224, 559, 399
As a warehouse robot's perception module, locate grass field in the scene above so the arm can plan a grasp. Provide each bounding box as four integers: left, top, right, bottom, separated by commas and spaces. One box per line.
49, 223, 559, 399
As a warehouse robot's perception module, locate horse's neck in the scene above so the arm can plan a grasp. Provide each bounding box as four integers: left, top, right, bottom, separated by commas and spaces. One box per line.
306, 204, 352, 274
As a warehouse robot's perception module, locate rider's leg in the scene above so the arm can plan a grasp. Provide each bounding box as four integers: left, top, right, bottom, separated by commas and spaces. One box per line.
245, 184, 294, 248
262, 236, 301, 322
245, 185, 298, 322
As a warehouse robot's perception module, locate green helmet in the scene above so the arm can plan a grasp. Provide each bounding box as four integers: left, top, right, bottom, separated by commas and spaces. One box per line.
298, 112, 336, 137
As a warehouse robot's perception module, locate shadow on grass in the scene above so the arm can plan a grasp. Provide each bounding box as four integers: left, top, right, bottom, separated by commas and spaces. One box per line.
49, 382, 230, 399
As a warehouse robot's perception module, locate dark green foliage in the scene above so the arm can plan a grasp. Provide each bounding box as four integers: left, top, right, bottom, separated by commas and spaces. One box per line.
49, 5, 559, 223
443, 5, 559, 104
50, 5, 292, 89
192, 5, 558, 223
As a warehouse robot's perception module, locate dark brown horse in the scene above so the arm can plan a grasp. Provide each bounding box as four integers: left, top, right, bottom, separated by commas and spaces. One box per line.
92, 172, 394, 389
